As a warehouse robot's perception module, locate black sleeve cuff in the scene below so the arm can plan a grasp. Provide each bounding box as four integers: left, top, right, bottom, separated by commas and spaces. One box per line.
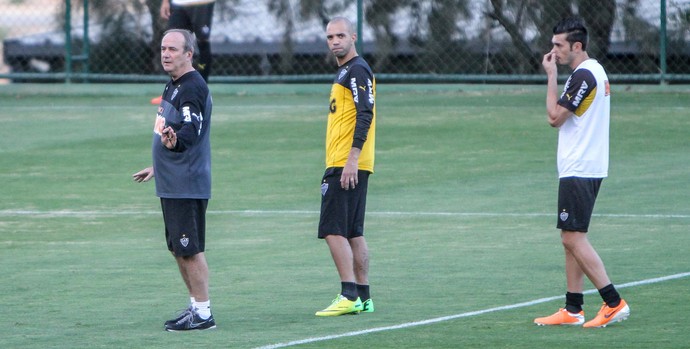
171, 140, 185, 152
351, 139, 365, 149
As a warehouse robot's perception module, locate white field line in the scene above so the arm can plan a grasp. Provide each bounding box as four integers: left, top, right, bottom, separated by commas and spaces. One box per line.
3, 104, 323, 111
1, 208, 687, 345
254, 272, 690, 349
0, 209, 689, 219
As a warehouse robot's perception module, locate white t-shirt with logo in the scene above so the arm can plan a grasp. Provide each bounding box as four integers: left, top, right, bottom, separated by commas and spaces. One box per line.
556, 59, 610, 179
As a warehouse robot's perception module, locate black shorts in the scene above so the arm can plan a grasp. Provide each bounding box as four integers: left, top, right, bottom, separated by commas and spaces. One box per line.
160, 198, 208, 256
168, 3, 214, 41
318, 168, 370, 239
556, 177, 603, 232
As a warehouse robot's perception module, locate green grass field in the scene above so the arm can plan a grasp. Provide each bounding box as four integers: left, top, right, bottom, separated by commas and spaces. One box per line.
1, 83, 689, 348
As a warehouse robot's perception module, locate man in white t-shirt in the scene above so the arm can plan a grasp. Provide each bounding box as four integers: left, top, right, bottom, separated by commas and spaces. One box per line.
534, 17, 630, 329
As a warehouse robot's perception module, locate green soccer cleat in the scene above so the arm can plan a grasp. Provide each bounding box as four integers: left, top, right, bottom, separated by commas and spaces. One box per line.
315, 294, 360, 317
352, 297, 363, 314
361, 298, 375, 313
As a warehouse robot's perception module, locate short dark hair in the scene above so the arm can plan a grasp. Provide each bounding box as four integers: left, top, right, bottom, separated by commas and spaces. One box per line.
553, 17, 588, 50
328, 16, 356, 34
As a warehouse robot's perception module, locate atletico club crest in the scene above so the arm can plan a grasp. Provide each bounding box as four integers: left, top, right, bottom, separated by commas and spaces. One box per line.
180, 234, 189, 248
559, 210, 569, 222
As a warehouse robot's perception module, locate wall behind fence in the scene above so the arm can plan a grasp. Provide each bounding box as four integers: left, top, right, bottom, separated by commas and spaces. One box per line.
1, 0, 690, 83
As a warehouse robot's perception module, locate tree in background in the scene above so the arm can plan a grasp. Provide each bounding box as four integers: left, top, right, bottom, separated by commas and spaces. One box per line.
267, 0, 296, 74
364, 0, 406, 72
620, 0, 659, 73
365, 0, 471, 74
58, 0, 161, 74
486, 0, 615, 74
579, 0, 616, 60
146, 0, 165, 75
50, 0, 685, 77
297, 0, 347, 27
485, 0, 553, 74
422, 0, 471, 73
268, 0, 348, 74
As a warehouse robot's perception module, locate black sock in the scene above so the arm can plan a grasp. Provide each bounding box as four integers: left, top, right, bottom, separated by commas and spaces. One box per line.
356, 284, 370, 301
341, 282, 358, 301
565, 292, 584, 313
598, 284, 621, 308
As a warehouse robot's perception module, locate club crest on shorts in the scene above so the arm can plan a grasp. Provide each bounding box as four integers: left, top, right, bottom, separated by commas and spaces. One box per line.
180, 234, 189, 247
321, 182, 329, 196
559, 210, 569, 222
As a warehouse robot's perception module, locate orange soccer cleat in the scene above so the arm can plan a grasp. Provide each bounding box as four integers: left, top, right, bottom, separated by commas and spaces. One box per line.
583, 299, 630, 328
534, 308, 585, 326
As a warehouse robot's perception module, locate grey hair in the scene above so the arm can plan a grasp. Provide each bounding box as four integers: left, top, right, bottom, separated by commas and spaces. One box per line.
163, 29, 196, 54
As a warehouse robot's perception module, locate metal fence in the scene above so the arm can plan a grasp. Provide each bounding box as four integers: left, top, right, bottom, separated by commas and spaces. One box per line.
1, 0, 689, 84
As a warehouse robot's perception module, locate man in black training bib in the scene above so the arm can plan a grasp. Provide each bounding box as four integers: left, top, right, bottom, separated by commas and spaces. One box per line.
133, 29, 215, 331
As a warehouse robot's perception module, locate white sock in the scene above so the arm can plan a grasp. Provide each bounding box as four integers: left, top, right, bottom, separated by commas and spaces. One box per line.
193, 300, 211, 319
189, 297, 196, 307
